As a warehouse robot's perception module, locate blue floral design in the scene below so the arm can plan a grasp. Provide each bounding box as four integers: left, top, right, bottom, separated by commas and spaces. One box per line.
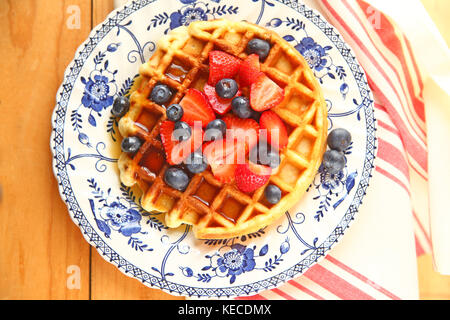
170, 6, 208, 29
310, 145, 357, 221
216, 244, 256, 283
181, 239, 289, 284
81, 75, 114, 112
294, 37, 329, 72
99, 201, 142, 237
319, 166, 345, 190
147, 1, 238, 34
86, 178, 166, 252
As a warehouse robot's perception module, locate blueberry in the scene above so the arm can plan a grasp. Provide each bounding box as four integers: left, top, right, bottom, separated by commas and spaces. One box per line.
250, 142, 280, 169
111, 96, 130, 117
166, 104, 184, 122
204, 119, 227, 142
265, 184, 282, 204
186, 152, 208, 174
231, 96, 252, 119
164, 167, 190, 191
121, 136, 142, 154
215, 78, 238, 99
172, 121, 191, 141
327, 128, 352, 152
247, 39, 271, 61
150, 84, 172, 105
322, 150, 346, 174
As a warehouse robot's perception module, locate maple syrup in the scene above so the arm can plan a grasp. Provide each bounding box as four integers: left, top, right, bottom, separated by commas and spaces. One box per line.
217, 196, 245, 225
192, 178, 220, 206
138, 146, 166, 179
165, 60, 189, 83
135, 110, 162, 132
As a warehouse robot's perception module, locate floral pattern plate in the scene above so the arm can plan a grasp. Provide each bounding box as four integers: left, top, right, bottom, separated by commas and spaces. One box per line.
51, 0, 376, 298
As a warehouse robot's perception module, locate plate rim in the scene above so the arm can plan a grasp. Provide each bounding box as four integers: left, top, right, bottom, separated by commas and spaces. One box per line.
50, 0, 378, 298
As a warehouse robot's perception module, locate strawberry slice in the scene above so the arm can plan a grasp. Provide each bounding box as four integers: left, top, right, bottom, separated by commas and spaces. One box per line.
160, 121, 203, 165
203, 83, 241, 115
180, 88, 216, 127
239, 54, 262, 87
235, 162, 272, 193
208, 51, 241, 86
222, 115, 260, 153
250, 73, 284, 111
203, 138, 246, 183
259, 110, 289, 150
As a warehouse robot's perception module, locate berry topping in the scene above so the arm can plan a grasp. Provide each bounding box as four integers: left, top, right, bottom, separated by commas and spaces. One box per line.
239, 54, 262, 87
164, 167, 190, 191
249, 142, 280, 169
222, 115, 260, 153
208, 50, 241, 86
166, 104, 184, 122
173, 121, 192, 141
322, 150, 346, 174
160, 120, 203, 165
235, 162, 272, 193
204, 119, 227, 142
186, 152, 208, 174
247, 39, 271, 61
179, 88, 216, 127
121, 136, 142, 154
112, 96, 130, 117
327, 128, 352, 152
150, 84, 172, 105
215, 78, 238, 99
203, 139, 246, 183
264, 184, 282, 204
203, 83, 241, 115
259, 110, 289, 150
231, 96, 252, 119
250, 73, 284, 111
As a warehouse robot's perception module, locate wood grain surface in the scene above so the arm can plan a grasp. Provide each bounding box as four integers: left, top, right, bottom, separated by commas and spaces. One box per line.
0, 0, 448, 300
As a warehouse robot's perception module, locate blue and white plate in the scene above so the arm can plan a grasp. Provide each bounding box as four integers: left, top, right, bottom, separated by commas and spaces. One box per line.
51, 0, 376, 298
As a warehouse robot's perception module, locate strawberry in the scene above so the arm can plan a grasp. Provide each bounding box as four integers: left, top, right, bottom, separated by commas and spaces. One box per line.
222, 115, 260, 152
180, 88, 216, 127
203, 138, 247, 183
239, 54, 262, 87
203, 83, 241, 115
235, 162, 272, 193
259, 110, 289, 150
250, 73, 285, 111
160, 121, 203, 165
208, 51, 241, 86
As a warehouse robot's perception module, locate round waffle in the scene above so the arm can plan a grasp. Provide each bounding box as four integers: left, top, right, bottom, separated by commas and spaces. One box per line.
118, 19, 328, 239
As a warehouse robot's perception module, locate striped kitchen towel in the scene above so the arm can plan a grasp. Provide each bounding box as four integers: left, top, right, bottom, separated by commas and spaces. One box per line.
238, 0, 439, 300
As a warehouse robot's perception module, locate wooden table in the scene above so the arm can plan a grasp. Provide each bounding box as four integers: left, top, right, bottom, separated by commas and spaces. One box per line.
0, 0, 448, 300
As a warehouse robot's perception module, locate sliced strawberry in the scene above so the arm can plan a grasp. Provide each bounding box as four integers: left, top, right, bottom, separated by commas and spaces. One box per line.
222, 115, 260, 152
160, 120, 203, 165
180, 88, 216, 127
208, 51, 241, 86
235, 162, 272, 193
203, 138, 247, 183
259, 110, 289, 150
250, 73, 285, 111
203, 83, 241, 115
239, 54, 262, 87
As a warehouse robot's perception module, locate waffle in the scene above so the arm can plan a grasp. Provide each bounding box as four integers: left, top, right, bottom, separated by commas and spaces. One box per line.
118, 19, 328, 239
